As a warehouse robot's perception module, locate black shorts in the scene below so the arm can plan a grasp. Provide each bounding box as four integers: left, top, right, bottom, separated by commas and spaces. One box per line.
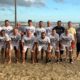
77, 43, 80, 53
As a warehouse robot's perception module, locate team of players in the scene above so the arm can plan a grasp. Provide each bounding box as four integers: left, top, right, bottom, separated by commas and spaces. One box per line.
0, 20, 76, 64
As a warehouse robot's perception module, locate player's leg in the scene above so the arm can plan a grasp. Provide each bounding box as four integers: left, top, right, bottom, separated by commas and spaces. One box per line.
5, 42, 9, 63
55, 47, 60, 62
31, 50, 35, 63
59, 44, 64, 62
14, 46, 20, 63
5, 41, 12, 64
22, 46, 27, 64
35, 47, 39, 63
69, 47, 73, 63
41, 48, 44, 60
46, 44, 52, 63
8, 48, 12, 64
19, 40, 23, 61
25, 48, 28, 60
1, 47, 5, 63
71, 41, 75, 57
8, 42, 13, 64
31, 42, 39, 63
76, 43, 80, 60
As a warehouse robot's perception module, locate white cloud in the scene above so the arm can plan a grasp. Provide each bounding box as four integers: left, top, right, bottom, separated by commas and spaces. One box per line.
54, 0, 64, 3
0, 0, 45, 7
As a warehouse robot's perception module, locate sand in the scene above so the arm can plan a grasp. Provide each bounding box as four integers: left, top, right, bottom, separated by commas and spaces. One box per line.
0, 50, 80, 80
0, 61, 80, 80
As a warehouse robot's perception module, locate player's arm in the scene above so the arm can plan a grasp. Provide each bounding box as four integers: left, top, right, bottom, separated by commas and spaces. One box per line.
71, 34, 75, 44
32, 37, 39, 50
47, 37, 51, 50
19, 37, 24, 50
59, 34, 63, 44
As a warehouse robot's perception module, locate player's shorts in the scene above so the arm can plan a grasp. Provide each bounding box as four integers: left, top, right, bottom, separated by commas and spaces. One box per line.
0, 45, 5, 50
60, 44, 72, 51
38, 45, 53, 52
23, 46, 33, 52
71, 42, 75, 49
5, 42, 13, 50
12, 44, 19, 50
51, 44, 59, 53
38, 45, 47, 52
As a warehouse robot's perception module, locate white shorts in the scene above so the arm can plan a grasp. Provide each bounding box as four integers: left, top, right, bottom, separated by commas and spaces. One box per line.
12, 44, 19, 50
4, 44, 13, 51
61, 44, 72, 51
51, 45, 59, 53
23, 46, 32, 52
0, 45, 5, 50
38, 45, 47, 52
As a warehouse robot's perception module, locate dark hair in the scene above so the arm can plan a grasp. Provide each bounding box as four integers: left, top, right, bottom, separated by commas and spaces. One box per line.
57, 20, 61, 23
41, 32, 45, 34
28, 20, 32, 23
47, 21, 50, 23
52, 28, 55, 31
5, 20, 9, 23
39, 21, 43, 23
68, 21, 72, 24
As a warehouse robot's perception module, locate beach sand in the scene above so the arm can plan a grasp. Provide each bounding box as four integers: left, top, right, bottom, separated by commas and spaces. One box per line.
0, 50, 80, 80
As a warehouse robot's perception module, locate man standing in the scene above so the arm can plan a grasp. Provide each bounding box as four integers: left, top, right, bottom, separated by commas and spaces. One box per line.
10, 28, 21, 63
67, 21, 76, 59
37, 32, 51, 63
20, 30, 35, 64
49, 29, 60, 62
53, 21, 65, 61
60, 29, 74, 63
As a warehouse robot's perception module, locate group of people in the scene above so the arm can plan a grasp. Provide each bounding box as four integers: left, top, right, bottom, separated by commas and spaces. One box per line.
0, 20, 80, 64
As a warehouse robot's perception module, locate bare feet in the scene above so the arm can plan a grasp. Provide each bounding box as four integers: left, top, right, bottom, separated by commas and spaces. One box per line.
22, 61, 26, 64
8, 60, 11, 64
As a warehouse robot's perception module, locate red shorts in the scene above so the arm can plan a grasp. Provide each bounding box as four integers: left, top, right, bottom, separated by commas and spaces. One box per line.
71, 42, 75, 49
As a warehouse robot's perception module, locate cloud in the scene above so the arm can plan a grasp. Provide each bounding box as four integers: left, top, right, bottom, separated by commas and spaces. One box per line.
54, 8, 59, 10
0, 0, 45, 7
54, 0, 64, 3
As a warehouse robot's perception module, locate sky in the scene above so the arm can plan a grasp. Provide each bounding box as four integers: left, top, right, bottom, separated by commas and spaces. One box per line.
0, 0, 80, 22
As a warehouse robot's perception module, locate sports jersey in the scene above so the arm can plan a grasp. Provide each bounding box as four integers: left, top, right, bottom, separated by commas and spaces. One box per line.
60, 33, 74, 46
24, 26, 35, 35
36, 27, 46, 36
46, 27, 52, 36
37, 36, 50, 51
10, 33, 21, 47
21, 35, 35, 52
0, 33, 11, 48
68, 27, 76, 36
2, 26, 13, 34
22, 35, 35, 47
53, 26, 65, 36
49, 33, 59, 47
38, 36, 50, 46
